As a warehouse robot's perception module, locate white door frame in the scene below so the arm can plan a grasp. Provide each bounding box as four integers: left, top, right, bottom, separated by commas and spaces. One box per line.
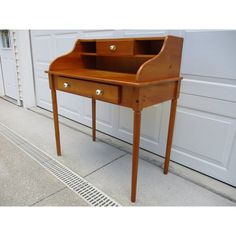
0, 30, 21, 105
0, 55, 5, 96
0, 30, 36, 107
15, 30, 36, 108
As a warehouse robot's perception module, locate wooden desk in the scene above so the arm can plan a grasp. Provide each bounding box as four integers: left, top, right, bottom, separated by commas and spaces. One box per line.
47, 35, 183, 202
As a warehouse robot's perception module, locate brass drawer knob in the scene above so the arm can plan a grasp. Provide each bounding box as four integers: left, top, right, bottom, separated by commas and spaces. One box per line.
96, 89, 103, 96
63, 82, 70, 88
109, 45, 117, 51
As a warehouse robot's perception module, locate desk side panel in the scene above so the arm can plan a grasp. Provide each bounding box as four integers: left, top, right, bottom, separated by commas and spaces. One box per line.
140, 81, 179, 108
120, 86, 135, 108
136, 36, 183, 81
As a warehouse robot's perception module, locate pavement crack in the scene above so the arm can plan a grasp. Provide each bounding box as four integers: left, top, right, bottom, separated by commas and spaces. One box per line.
83, 153, 127, 178
30, 187, 67, 206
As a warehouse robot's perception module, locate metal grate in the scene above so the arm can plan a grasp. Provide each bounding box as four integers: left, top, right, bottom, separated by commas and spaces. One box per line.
0, 122, 120, 207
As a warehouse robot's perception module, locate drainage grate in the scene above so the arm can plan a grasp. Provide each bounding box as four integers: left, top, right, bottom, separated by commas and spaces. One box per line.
0, 122, 120, 207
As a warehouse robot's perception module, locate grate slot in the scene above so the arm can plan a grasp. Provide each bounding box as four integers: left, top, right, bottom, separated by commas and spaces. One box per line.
0, 122, 120, 207
22, 143, 51, 163
1, 129, 26, 145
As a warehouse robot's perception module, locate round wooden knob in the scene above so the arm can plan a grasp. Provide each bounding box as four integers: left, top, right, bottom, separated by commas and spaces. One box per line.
63, 82, 70, 88
96, 89, 103, 96
109, 45, 117, 51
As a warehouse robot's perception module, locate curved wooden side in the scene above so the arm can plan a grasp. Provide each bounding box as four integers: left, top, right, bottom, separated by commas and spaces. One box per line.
49, 39, 82, 71
136, 36, 183, 81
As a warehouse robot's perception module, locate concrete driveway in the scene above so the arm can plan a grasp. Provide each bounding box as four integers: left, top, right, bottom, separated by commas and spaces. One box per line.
0, 98, 235, 206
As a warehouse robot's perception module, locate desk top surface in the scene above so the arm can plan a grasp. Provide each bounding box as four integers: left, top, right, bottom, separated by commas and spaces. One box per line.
47, 69, 180, 87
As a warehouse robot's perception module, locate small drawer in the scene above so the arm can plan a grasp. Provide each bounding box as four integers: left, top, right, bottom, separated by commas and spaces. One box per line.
96, 40, 134, 56
55, 76, 120, 104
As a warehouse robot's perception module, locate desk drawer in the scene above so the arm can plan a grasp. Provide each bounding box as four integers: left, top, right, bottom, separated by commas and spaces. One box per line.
96, 40, 134, 56
55, 77, 120, 104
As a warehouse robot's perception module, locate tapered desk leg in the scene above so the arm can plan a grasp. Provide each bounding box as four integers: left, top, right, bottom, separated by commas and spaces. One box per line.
163, 99, 178, 174
131, 110, 141, 202
51, 87, 61, 156
92, 98, 96, 141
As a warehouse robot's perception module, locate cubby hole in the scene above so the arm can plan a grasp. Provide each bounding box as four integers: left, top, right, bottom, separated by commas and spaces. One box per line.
134, 40, 164, 55
80, 55, 151, 74
81, 55, 96, 68
96, 56, 150, 74
80, 41, 96, 53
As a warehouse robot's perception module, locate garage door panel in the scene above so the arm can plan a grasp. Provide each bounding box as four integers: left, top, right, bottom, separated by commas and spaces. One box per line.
172, 131, 236, 186
123, 30, 167, 37
32, 35, 53, 62
118, 106, 163, 141
57, 92, 84, 117
34, 63, 49, 79
179, 90, 236, 119
84, 99, 113, 128
54, 33, 79, 56
35, 78, 52, 109
141, 106, 162, 143
54, 30, 79, 36
81, 30, 116, 39
117, 104, 167, 155
181, 31, 236, 79
181, 77, 236, 102
118, 107, 133, 136
31, 30, 53, 36
173, 107, 236, 167
1, 57, 18, 99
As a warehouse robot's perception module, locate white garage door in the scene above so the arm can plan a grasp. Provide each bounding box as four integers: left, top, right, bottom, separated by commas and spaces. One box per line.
174, 31, 236, 187
30, 30, 236, 187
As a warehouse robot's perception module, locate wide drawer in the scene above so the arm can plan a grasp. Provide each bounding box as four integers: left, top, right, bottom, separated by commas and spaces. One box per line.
96, 40, 134, 56
54, 76, 120, 104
